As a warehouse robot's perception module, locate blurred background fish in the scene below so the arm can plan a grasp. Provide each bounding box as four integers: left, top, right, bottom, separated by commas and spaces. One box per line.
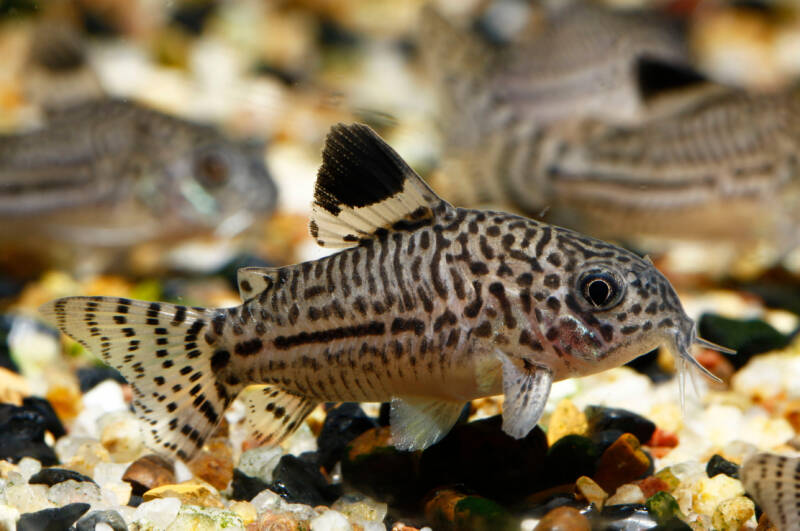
434, 83, 800, 250
0, 11, 277, 277
419, 0, 699, 151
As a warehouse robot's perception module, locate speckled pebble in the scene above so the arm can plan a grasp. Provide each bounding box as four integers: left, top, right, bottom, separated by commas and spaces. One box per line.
331, 493, 387, 527
247, 511, 306, 530
168, 504, 244, 531
3, 476, 53, 513
47, 479, 105, 507
712, 496, 755, 531
142, 479, 225, 508
692, 474, 745, 517
228, 500, 257, 525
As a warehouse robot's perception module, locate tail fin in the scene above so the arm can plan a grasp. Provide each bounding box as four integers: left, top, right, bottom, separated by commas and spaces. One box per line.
40, 297, 236, 461
741, 453, 800, 529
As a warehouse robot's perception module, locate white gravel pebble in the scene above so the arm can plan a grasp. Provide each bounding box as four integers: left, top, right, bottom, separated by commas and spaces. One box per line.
311, 509, 353, 531
72, 381, 128, 438
0, 504, 19, 531
133, 497, 182, 529
237, 446, 283, 483
15, 458, 41, 482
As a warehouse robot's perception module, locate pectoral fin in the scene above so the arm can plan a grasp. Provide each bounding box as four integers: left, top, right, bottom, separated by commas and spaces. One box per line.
390, 397, 465, 451
499, 352, 553, 439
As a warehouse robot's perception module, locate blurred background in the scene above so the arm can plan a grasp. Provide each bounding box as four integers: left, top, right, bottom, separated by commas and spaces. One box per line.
3, 0, 800, 529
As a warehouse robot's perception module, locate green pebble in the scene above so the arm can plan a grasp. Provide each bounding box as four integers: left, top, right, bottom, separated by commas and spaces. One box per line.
646, 491, 685, 525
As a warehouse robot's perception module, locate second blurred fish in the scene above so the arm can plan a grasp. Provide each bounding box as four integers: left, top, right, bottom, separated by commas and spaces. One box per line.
420, 1, 697, 150
0, 20, 278, 274
437, 83, 800, 253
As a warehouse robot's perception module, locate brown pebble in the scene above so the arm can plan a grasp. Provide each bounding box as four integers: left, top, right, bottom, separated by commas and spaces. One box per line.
188, 437, 234, 491
593, 433, 650, 494
535, 506, 590, 531
756, 512, 779, 531
122, 454, 175, 496
637, 476, 670, 498
246, 510, 306, 531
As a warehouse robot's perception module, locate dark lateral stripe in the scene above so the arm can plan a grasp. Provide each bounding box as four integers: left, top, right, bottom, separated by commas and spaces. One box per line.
273, 321, 385, 350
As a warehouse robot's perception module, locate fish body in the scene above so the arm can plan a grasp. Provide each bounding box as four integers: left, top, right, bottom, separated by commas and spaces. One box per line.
0, 98, 277, 247
420, 2, 694, 150
41, 124, 725, 460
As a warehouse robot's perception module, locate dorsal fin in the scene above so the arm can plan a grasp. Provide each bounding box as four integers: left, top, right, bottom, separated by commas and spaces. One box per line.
636, 56, 707, 102
309, 123, 443, 248
237, 267, 276, 301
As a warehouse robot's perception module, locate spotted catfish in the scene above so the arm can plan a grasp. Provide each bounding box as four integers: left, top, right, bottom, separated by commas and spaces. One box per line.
40, 124, 731, 460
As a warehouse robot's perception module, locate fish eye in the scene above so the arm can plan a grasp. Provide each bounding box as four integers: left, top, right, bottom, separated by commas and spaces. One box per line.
578, 270, 623, 310
196, 152, 229, 188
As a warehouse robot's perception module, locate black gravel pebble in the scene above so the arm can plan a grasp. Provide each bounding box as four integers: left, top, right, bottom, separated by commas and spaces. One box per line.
17, 502, 90, 531
270, 453, 340, 507
317, 403, 378, 473
76, 510, 127, 531
542, 435, 600, 488
698, 314, 791, 369
419, 415, 548, 503
21, 397, 66, 440
341, 427, 420, 509
0, 402, 58, 465
128, 494, 143, 507
76, 366, 126, 393
521, 493, 583, 518
0, 315, 20, 373
585, 405, 656, 444
169, 0, 217, 35
29, 467, 96, 486
593, 504, 658, 530
706, 454, 740, 479
231, 468, 270, 502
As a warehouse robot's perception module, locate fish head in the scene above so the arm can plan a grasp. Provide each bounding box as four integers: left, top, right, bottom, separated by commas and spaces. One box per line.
514, 231, 728, 382
167, 135, 278, 234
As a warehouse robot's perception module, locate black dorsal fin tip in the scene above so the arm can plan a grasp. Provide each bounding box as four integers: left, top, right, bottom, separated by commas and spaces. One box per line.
315, 123, 410, 215
309, 123, 440, 248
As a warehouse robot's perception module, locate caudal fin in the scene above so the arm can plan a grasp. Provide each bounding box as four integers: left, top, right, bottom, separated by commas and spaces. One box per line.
40, 296, 237, 461
741, 452, 800, 530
